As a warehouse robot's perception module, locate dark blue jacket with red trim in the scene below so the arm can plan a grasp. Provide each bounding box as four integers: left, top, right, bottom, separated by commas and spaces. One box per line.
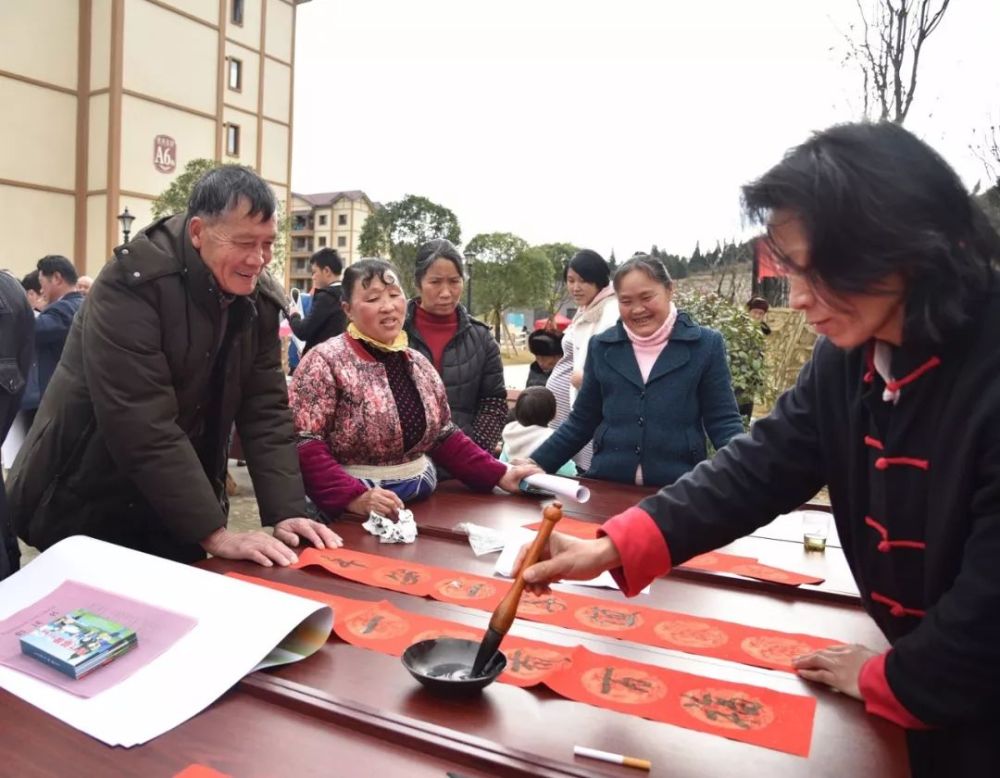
609, 278, 1000, 775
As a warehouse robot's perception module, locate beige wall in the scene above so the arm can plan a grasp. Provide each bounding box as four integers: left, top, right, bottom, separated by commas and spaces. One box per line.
0, 77, 77, 191
86, 195, 109, 274
1, 185, 75, 277
222, 105, 259, 168
88, 93, 110, 191
224, 41, 260, 114
260, 119, 288, 184
157, 0, 218, 24
0, 1, 78, 90
120, 94, 216, 196
225, 0, 262, 49
123, 0, 217, 116
262, 58, 290, 120
264, 0, 293, 62
90, 0, 112, 91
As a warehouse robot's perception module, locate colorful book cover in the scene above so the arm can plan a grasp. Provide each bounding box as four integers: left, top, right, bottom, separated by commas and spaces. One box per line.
20, 609, 137, 679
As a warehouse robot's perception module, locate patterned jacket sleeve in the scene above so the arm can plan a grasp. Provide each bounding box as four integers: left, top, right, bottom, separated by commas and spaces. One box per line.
470, 330, 507, 453
289, 349, 368, 516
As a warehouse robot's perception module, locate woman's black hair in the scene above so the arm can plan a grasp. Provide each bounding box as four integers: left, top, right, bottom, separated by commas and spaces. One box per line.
514, 386, 557, 428
612, 254, 673, 291
414, 239, 465, 286
566, 249, 611, 289
742, 121, 1000, 344
342, 258, 403, 302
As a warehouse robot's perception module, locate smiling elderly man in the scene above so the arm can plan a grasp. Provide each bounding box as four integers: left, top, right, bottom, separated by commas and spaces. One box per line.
9, 165, 340, 565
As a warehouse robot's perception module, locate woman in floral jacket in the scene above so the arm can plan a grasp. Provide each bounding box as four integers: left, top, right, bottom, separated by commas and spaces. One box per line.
290, 259, 536, 518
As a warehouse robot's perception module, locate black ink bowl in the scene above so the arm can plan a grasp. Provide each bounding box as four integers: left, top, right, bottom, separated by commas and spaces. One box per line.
402, 638, 507, 695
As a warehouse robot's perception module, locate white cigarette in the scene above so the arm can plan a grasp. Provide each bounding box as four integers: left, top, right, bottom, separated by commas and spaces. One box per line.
574, 745, 652, 771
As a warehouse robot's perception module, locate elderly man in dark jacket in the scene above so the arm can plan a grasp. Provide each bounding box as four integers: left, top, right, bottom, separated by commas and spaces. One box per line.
9, 166, 340, 566
0, 270, 34, 580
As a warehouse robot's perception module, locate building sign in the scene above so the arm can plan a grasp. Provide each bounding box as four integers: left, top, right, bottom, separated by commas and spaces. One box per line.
153, 135, 177, 173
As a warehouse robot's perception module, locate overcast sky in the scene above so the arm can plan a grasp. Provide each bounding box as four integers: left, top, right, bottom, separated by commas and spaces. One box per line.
290, 0, 1000, 258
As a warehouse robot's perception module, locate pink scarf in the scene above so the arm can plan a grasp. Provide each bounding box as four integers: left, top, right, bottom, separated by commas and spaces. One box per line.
623, 303, 678, 383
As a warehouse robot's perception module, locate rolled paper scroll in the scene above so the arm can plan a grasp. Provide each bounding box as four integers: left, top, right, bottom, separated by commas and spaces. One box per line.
520, 474, 590, 503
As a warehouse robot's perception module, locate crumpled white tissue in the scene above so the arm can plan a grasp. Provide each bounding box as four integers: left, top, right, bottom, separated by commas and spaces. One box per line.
363, 508, 417, 543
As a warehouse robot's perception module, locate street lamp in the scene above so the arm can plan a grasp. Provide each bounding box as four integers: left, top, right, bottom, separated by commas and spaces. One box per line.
117, 206, 135, 244
464, 250, 476, 312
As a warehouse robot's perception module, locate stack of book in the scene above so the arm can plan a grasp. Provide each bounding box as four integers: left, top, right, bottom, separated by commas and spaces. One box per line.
19, 609, 138, 680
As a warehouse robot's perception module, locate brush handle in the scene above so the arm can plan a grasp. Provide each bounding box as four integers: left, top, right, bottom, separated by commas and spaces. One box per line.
487, 502, 563, 636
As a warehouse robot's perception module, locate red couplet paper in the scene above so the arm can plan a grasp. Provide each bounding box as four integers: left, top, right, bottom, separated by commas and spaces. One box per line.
229, 573, 816, 757
291, 547, 841, 673
173, 766, 232, 778
525, 518, 825, 586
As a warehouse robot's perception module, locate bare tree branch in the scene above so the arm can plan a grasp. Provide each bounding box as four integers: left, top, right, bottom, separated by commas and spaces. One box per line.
841, 0, 951, 124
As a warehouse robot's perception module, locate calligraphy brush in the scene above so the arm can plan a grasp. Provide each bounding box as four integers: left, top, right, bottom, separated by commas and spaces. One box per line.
471, 501, 563, 677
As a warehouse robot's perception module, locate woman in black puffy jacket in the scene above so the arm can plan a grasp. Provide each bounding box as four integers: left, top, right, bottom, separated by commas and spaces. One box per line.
404, 239, 507, 455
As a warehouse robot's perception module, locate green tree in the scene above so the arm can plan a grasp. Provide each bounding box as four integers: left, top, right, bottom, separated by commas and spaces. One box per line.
151, 158, 288, 287
676, 289, 766, 430
465, 232, 553, 340
151, 158, 219, 219
534, 242, 578, 320
357, 194, 461, 296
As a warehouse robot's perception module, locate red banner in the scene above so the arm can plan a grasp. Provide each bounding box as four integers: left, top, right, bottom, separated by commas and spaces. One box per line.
231, 573, 817, 757
291, 547, 840, 673
755, 237, 785, 280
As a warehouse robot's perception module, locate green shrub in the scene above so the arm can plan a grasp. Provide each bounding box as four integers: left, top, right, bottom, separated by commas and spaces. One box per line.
676, 290, 766, 422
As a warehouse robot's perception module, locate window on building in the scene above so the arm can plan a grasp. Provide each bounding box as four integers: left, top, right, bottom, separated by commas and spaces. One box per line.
295, 259, 307, 271
231, 0, 244, 26
318, 214, 328, 226
338, 214, 347, 226
318, 236, 327, 247
227, 58, 242, 91
225, 123, 240, 156
337, 236, 347, 248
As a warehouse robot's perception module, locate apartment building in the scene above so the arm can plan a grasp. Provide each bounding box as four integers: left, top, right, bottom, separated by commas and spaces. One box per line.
0, 0, 307, 280
288, 189, 379, 290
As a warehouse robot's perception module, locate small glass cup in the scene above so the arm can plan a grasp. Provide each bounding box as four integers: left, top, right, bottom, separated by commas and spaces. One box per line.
801, 511, 831, 552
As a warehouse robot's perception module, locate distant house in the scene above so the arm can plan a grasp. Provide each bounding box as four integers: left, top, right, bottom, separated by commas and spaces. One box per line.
288, 190, 381, 290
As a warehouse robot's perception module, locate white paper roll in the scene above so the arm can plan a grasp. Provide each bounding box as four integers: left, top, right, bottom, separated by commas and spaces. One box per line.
521, 473, 591, 503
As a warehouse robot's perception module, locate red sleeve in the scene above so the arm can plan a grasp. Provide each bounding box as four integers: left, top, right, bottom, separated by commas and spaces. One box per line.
858, 652, 930, 730
298, 439, 368, 518
430, 429, 507, 491
598, 506, 672, 597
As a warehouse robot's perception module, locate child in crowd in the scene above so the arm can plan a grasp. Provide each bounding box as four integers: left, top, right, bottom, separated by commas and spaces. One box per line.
525, 329, 563, 388
501, 387, 577, 476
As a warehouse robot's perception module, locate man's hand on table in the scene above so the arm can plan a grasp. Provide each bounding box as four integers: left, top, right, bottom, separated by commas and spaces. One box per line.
273, 517, 343, 550
518, 533, 622, 595
200, 519, 342, 567
792, 643, 878, 700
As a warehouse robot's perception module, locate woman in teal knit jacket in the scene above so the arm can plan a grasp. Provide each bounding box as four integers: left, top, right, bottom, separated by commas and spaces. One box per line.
530, 255, 744, 487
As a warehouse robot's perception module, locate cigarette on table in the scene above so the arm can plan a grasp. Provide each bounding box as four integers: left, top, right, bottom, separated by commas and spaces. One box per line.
573, 745, 652, 771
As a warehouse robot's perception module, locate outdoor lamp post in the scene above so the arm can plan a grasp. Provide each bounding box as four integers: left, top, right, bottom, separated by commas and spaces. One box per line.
118, 206, 135, 244
464, 250, 475, 312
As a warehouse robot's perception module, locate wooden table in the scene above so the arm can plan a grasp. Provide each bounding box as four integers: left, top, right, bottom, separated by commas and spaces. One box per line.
377, 480, 861, 603
0, 487, 904, 776
203, 523, 906, 777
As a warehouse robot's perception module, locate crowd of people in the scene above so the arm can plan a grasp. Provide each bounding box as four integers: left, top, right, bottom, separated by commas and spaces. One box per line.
1, 121, 999, 772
